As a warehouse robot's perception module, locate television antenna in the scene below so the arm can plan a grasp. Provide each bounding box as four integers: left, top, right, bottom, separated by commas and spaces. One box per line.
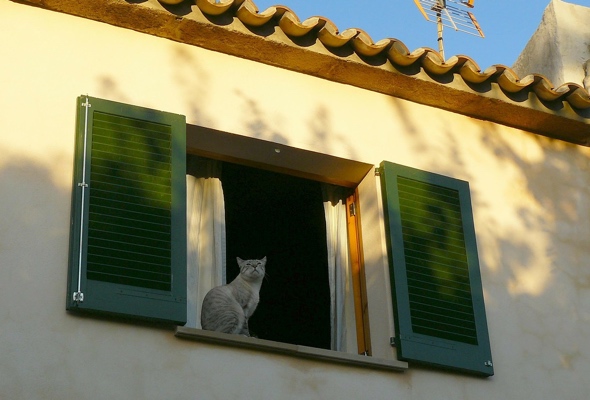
413, 0, 484, 59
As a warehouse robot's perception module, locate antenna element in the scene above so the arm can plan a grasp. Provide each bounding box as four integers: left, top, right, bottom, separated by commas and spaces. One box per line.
413, 0, 484, 59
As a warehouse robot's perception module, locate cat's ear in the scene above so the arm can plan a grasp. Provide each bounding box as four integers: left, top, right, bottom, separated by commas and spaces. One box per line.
237, 257, 244, 265
261, 256, 267, 265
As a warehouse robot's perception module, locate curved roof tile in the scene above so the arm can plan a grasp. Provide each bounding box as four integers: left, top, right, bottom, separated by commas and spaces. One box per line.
236, 1, 276, 26
159, 0, 590, 110
195, 0, 233, 16
17, 0, 586, 143
317, 20, 358, 48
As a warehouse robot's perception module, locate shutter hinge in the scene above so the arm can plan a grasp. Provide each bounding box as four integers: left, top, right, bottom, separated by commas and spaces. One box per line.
349, 202, 356, 217
375, 167, 381, 176
74, 96, 92, 303
73, 291, 84, 303
390, 337, 396, 347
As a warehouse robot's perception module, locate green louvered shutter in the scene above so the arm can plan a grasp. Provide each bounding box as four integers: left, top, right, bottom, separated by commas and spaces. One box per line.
379, 161, 493, 376
67, 96, 187, 324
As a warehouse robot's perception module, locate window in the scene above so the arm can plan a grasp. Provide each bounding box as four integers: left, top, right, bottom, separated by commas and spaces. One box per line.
221, 161, 333, 349
66, 96, 367, 353
183, 125, 374, 356
185, 156, 361, 353
379, 161, 494, 376
67, 97, 492, 375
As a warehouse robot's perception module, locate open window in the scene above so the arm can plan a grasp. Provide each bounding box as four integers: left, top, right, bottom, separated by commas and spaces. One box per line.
67, 96, 373, 354
188, 159, 335, 349
184, 138, 374, 354
67, 96, 491, 374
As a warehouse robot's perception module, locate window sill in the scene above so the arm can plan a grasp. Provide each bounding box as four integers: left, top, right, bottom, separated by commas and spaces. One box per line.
175, 326, 408, 372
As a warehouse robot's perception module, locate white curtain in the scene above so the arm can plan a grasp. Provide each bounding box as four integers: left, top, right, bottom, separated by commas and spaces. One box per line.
323, 184, 358, 353
186, 159, 226, 328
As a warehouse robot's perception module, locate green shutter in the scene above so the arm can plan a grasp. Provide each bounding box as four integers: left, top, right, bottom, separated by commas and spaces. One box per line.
380, 161, 493, 376
67, 96, 187, 324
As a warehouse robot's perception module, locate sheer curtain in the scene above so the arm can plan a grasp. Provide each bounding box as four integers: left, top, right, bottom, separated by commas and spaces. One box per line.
323, 184, 358, 353
186, 158, 226, 328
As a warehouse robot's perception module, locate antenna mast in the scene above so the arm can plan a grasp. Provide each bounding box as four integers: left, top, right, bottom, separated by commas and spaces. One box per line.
413, 0, 484, 60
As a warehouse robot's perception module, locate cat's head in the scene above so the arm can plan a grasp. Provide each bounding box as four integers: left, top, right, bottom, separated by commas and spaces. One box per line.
237, 257, 266, 281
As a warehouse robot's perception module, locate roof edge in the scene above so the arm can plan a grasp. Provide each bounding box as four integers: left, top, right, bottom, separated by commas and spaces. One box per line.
14, 0, 590, 145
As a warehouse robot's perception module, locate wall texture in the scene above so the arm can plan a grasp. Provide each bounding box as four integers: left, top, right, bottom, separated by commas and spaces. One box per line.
2, 1, 590, 399
513, 0, 590, 90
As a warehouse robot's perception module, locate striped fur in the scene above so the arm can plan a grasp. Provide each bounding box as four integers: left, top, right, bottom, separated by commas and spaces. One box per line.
201, 257, 266, 336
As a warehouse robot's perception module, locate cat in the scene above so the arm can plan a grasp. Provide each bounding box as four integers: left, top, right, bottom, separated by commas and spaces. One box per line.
200, 257, 266, 336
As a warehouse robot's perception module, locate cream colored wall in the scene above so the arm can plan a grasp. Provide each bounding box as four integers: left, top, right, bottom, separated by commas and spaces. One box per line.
2, 1, 590, 399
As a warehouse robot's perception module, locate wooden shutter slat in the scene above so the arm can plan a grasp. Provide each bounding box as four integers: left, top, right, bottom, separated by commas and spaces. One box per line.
90, 185, 171, 208
67, 96, 186, 324
380, 161, 493, 376
88, 111, 173, 291
397, 174, 478, 344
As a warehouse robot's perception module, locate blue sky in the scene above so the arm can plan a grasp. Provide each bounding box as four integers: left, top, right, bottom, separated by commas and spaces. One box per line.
253, 0, 590, 73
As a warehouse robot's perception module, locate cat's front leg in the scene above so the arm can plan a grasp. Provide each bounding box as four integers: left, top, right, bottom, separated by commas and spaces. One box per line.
239, 318, 250, 337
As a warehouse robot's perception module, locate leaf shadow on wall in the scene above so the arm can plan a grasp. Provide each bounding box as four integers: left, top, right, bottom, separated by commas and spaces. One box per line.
388, 95, 590, 384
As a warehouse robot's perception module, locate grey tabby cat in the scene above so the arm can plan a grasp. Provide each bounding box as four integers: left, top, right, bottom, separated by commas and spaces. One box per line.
201, 257, 266, 336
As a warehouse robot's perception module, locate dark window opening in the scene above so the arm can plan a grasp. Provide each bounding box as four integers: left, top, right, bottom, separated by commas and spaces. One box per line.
221, 162, 331, 350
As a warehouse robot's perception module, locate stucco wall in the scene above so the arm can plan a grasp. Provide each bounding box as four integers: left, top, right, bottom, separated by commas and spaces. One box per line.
2, 1, 590, 399
513, 0, 590, 89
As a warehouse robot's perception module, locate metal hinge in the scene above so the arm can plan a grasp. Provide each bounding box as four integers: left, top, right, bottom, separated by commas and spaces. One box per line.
349, 202, 356, 217
73, 291, 84, 303
390, 337, 397, 347
73, 96, 92, 305
375, 167, 381, 176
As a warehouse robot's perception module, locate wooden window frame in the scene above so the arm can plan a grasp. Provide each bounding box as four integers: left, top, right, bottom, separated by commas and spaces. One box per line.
186, 125, 380, 356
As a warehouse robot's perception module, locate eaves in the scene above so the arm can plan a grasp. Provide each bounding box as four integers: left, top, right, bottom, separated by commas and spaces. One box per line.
15, 0, 590, 145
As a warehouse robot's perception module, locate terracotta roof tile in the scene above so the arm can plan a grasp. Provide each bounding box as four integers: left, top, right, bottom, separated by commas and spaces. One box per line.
14, 0, 590, 144
166, 0, 590, 110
